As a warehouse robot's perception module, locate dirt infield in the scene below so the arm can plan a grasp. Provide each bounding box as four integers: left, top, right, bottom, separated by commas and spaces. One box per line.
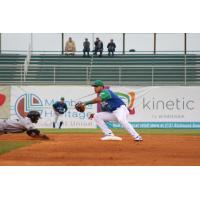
0, 133, 200, 166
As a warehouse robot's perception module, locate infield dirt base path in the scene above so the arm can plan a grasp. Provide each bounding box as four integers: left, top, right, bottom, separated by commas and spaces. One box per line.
0, 134, 200, 166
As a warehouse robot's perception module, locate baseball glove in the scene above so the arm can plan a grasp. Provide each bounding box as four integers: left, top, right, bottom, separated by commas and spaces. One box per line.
75, 102, 85, 112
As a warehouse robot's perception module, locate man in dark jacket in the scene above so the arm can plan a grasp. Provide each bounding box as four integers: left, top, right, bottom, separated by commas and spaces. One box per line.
94, 37, 103, 57
83, 38, 90, 57
107, 39, 116, 56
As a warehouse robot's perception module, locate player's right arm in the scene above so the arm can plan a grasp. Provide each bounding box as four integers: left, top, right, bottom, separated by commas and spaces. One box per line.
20, 118, 49, 140
52, 102, 59, 112
84, 96, 102, 105
25, 122, 49, 140
84, 90, 111, 105
52, 102, 56, 109
26, 129, 49, 140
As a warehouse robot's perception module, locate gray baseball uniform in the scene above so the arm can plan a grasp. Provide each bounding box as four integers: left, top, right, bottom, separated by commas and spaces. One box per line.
0, 117, 35, 133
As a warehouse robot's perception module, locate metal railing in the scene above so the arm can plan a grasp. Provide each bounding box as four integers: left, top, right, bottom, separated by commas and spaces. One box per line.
2, 50, 200, 54
23, 44, 32, 81
0, 64, 198, 86
0, 51, 200, 86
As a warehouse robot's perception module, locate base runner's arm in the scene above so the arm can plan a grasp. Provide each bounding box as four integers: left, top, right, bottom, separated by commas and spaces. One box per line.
26, 129, 49, 140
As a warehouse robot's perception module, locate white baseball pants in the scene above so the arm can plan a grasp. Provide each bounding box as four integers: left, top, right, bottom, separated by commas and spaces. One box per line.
54, 111, 64, 124
93, 105, 140, 138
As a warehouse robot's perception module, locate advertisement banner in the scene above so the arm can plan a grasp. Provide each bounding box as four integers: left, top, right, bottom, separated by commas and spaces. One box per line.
109, 86, 200, 128
10, 85, 200, 128
0, 86, 10, 119
11, 86, 97, 128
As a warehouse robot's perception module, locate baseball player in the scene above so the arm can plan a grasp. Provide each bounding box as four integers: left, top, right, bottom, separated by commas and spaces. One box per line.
81, 80, 142, 141
52, 97, 68, 129
0, 110, 49, 139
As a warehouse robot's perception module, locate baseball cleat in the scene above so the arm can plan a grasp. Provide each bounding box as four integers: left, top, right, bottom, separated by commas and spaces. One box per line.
101, 135, 122, 141
134, 135, 143, 142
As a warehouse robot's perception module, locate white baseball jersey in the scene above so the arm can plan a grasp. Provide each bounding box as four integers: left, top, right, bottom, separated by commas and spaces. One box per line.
0, 117, 35, 133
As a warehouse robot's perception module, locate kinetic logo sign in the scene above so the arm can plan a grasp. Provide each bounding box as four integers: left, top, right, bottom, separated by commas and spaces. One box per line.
116, 91, 136, 115
15, 93, 43, 117
0, 93, 6, 106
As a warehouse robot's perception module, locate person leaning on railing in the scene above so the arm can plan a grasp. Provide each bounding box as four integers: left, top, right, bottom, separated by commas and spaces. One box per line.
83, 38, 90, 57
93, 37, 103, 57
65, 37, 76, 56
107, 39, 116, 56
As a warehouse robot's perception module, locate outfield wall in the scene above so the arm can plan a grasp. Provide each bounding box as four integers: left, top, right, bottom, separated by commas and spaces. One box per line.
1, 85, 200, 129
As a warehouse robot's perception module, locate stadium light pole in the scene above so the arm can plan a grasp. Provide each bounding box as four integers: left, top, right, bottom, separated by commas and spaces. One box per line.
184, 33, 187, 54
0, 33, 1, 54
30, 33, 33, 52
62, 33, 64, 55
123, 33, 125, 54
92, 33, 94, 51
154, 33, 156, 54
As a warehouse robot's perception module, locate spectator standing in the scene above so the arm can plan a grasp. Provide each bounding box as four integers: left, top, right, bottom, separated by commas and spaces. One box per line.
65, 37, 76, 55
107, 39, 116, 56
94, 37, 103, 57
83, 38, 90, 57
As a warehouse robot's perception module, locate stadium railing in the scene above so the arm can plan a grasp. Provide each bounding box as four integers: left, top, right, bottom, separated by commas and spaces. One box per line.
0, 50, 200, 86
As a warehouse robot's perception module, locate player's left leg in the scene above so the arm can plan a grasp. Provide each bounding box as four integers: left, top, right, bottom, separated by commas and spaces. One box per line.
58, 114, 65, 129
53, 112, 59, 128
93, 112, 122, 140
93, 112, 115, 135
113, 105, 142, 141
59, 121, 63, 129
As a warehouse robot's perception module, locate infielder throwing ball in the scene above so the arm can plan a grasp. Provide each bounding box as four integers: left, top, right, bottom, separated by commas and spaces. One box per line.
75, 80, 143, 141
52, 97, 68, 129
0, 110, 49, 140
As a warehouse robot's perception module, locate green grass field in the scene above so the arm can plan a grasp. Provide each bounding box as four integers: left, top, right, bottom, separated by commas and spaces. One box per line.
0, 141, 37, 155
40, 128, 200, 135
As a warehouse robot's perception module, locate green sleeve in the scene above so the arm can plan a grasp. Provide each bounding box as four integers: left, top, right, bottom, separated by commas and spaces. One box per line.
100, 90, 112, 101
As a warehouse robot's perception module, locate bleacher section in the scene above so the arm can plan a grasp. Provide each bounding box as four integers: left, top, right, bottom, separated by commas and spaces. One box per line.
0, 54, 26, 84
1, 53, 200, 85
